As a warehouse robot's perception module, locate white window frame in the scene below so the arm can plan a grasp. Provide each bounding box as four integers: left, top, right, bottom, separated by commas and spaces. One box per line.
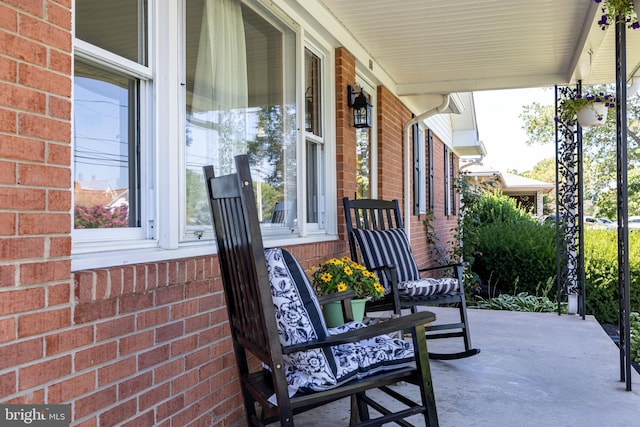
71, 2, 157, 257
298, 41, 331, 237
72, 0, 339, 271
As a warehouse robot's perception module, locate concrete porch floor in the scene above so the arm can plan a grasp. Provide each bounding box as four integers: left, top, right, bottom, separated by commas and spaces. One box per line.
294, 307, 640, 426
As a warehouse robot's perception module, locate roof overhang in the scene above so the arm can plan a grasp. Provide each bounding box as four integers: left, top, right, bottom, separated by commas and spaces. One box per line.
311, 0, 640, 100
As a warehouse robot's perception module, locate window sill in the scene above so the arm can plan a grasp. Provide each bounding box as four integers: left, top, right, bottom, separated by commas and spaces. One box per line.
71, 233, 338, 272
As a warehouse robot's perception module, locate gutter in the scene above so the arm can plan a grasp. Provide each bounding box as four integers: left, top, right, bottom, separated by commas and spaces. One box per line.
402, 95, 452, 239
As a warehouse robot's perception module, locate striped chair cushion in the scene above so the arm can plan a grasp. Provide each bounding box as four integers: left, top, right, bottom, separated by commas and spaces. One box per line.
351, 228, 420, 291
352, 228, 459, 297
398, 277, 459, 297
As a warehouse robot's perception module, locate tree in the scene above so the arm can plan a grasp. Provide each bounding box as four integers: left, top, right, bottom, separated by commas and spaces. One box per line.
519, 84, 640, 217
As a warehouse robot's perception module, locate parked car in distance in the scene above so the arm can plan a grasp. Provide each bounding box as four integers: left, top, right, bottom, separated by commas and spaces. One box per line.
584, 217, 599, 228
585, 217, 616, 229
629, 216, 640, 231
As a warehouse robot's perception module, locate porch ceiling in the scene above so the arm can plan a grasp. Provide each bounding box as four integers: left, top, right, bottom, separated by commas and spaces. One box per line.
319, 0, 640, 99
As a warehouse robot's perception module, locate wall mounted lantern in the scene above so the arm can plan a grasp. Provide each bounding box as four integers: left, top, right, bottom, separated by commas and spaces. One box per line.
347, 84, 372, 128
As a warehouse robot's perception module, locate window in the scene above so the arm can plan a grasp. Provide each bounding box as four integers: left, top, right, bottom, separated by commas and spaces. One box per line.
444, 146, 451, 216
72, 0, 334, 268
305, 47, 325, 228
184, 0, 298, 238
450, 152, 457, 215
413, 123, 426, 215
428, 129, 434, 211
73, 0, 152, 242
355, 80, 376, 199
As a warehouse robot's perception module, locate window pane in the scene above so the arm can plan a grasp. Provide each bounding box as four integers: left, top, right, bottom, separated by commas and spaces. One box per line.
73, 60, 140, 229
356, 127, 371, 199
185, 0, 296, 231
305, 49, 321, 136
76, 0, 147, 65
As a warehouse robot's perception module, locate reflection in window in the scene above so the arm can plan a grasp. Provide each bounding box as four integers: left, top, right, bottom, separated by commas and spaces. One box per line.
356, 126, 371, 199
73, 0, 147, 231
305, 49, 321, 136
73, 63, 140, 229
185, 0, 296, 232
75, 0, 147, 65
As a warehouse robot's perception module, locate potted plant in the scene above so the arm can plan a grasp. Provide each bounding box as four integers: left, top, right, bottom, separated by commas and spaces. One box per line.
310, 257, 385, 326
594, 0, 640, 30
557, 91, 616, 127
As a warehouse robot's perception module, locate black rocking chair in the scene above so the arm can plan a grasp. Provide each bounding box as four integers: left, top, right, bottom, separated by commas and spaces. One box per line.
343, 197, 480, 360
203, 155, 439, 427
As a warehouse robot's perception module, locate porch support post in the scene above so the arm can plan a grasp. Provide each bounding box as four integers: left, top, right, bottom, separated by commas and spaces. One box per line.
615, 16, 632, 391
554, 85, 583, 316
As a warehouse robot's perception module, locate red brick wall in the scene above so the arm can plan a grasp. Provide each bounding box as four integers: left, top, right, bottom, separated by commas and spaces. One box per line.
0, 2, 252, 425
0, 0, 76, 411
409, 133, 459, 267
334, 48, 459, 269
335, 47, 357, 240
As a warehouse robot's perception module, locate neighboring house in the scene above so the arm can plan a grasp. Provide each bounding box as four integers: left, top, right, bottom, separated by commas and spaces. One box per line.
462, 163, 554, 217
0, 1, 484, 424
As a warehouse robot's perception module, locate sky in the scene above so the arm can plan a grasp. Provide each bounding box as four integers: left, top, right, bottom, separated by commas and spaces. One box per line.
473, 87, 557, 174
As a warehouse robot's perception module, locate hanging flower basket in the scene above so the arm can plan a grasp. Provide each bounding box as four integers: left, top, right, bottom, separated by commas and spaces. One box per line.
556, 91, 616, 127
594, 0, 640, 30
576, 102, 609, 127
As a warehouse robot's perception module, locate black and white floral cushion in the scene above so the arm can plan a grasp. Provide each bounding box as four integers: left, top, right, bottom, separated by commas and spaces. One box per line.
264, 248, 415, 397
265, 248, 337, 392
351, 228, 459, 297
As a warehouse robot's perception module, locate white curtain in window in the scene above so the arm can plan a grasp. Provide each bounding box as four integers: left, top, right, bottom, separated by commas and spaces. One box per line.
192, 0, 248, 173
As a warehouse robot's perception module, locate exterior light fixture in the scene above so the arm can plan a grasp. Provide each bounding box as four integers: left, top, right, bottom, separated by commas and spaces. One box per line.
347, 84, 372, 128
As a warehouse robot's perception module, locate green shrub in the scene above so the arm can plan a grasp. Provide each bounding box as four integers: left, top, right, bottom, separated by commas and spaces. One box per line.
602, 312, 640, 364
632, 312, 640, 363
472, 291, 562, 313
465, 191, 556, 296
584, 229, 640, 323
458, 187, 640, 324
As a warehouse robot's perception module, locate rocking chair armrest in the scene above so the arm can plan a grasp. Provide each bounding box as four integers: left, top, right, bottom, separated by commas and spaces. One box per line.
317, 290, 357, 305
281, 311, 436, 354
368, 264, 400, 287
417, 261, 468, 273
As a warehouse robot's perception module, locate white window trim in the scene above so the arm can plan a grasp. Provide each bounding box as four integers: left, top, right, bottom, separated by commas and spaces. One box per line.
71, 1, 157, 260
71, 0, 340, 272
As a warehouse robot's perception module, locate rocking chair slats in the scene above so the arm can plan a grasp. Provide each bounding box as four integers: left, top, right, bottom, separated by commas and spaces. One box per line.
204, 155, 439, 426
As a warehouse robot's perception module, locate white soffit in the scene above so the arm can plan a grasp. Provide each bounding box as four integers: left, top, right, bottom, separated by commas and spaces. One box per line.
317, 0, 640, 96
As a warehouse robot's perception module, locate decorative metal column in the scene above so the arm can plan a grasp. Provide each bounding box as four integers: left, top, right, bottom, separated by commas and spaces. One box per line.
554, 85, 585, 317
614, 16, 632, 392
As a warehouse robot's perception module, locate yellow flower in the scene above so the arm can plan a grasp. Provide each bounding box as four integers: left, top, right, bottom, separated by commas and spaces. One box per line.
311, 257, 383, 300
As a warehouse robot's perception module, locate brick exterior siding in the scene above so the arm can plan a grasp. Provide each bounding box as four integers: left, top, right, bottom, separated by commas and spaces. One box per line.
0, 5, 457, 425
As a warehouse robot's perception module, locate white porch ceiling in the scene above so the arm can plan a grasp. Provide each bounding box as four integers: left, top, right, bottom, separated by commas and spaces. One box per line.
318, 0, 640, 100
